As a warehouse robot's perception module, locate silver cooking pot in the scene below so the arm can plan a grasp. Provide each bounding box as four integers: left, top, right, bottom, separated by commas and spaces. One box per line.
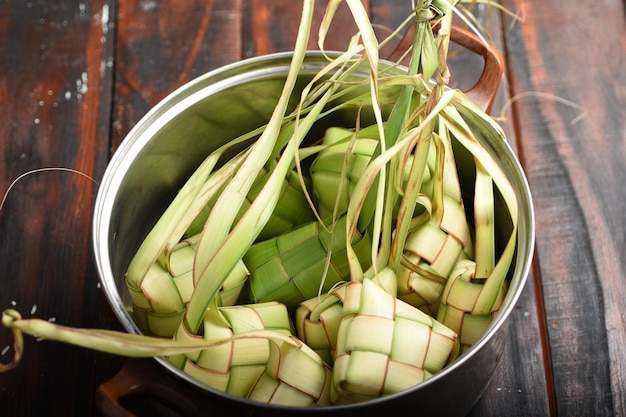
92, 29, 534, 417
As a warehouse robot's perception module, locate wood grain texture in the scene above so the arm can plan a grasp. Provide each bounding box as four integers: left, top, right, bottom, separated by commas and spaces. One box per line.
1, 1, 623, 416
245, 0, 370, 56
111, 0, 244, 151
0, 1, 123, 416
500, 0, 626, 415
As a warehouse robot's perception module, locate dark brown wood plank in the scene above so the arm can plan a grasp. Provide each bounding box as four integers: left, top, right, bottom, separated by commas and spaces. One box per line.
500, 0, 626, 415
3, 1, 620, 416
0, 1, 122, 416
111, 0, 245, 151
246, 0, 371, 56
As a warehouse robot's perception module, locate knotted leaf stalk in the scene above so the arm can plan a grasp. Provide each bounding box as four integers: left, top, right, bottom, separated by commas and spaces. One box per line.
2, 0, 519, 407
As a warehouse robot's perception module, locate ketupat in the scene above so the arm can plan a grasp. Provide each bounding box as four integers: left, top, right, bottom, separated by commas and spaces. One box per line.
171, 302, 295, 398
332, 277, 459, 404
245, 214, 373, 311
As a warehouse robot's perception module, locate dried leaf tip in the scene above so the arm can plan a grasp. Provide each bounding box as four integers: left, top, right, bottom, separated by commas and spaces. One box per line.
0, 309, 24, 373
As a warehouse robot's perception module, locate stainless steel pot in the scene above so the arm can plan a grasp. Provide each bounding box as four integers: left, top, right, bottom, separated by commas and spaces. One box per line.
92, 30, 534, 417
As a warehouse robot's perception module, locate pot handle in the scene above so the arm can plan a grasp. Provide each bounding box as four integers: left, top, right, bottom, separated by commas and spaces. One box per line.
96, 359, 247, 417
386, 23, 504, 113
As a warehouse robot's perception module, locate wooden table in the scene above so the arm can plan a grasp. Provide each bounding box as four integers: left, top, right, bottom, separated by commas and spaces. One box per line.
1, 1, 624, 416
